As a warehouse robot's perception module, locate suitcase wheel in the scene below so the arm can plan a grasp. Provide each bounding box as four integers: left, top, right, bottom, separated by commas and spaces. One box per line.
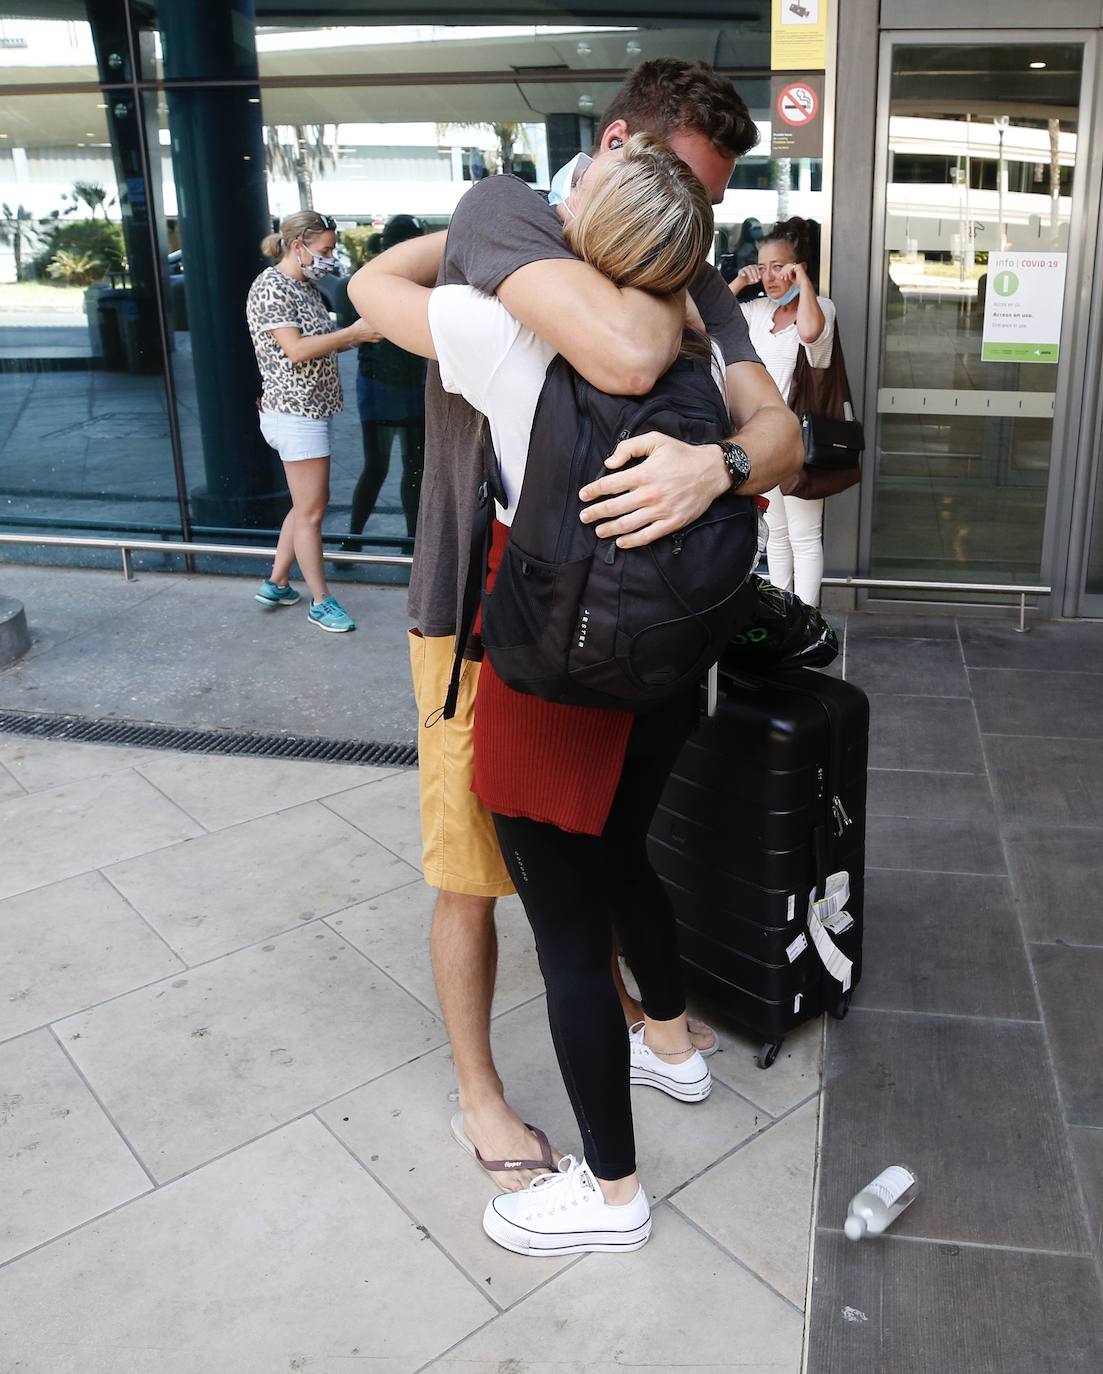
756, 1040, 783, 1070
829, 991, 852, 1021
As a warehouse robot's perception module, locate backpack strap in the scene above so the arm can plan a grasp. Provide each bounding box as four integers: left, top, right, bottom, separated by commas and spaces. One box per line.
442, 425, 505, 721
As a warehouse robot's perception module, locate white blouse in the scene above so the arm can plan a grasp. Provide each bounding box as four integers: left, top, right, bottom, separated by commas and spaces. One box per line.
739, 295, 836, 405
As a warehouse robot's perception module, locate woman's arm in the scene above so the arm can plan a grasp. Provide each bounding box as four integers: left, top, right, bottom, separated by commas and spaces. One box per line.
271, 318, 376, 365
785, 263, 827, 345
346, 236, 443, 359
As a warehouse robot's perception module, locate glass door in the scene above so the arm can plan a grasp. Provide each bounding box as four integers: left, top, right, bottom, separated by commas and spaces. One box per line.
863, 38, 1088, 598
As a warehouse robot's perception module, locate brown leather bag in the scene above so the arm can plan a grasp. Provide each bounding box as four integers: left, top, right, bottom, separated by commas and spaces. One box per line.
781, 330, 864, 500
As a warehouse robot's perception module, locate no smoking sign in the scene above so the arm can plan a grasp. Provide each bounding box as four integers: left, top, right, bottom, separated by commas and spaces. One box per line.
770, 73, 824, 157
778, 82, 818, 125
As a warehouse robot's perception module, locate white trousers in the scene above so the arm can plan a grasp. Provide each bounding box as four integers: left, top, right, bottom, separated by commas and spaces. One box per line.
763, 487, 825, 606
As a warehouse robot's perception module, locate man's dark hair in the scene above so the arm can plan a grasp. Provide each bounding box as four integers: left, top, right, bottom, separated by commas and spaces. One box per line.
597, 59, 759, 160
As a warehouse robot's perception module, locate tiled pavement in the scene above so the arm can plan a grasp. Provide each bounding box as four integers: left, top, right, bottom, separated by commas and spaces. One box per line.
810, 614, 1103, 1374
0, 730, 821, 1373
3, 568, 1103, 1371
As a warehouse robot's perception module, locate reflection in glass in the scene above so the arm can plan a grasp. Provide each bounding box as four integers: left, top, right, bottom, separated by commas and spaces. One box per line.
870, 44, 1082, 586
1, 0, 821, 578
0, 88, 182, 546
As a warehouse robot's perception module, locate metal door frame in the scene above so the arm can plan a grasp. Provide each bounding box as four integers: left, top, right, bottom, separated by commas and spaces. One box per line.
858, 28, 1102, 618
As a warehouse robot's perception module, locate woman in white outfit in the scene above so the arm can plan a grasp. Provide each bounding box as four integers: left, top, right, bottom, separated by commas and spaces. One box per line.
731, 217, 835, 604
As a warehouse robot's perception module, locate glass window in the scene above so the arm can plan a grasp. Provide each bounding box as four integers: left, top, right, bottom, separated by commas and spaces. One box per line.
870, 43, 1083, 588
0, 88, 184, 558
2, 0, 826, 581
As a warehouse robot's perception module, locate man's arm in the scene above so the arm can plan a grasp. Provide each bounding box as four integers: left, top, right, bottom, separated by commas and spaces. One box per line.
495, 260, 683, 396
578, 360, 803, 548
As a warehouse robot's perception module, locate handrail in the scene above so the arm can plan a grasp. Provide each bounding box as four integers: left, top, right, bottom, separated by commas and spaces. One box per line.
0, 532, 1050, 631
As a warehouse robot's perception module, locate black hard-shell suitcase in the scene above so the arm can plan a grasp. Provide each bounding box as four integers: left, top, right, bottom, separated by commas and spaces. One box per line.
647, 666, 868, 1068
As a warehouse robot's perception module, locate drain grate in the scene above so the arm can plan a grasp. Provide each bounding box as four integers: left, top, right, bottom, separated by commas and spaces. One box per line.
0, 709, 417, 768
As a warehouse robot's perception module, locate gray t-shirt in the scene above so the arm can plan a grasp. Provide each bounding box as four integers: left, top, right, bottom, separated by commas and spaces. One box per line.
408, 173, 761, 639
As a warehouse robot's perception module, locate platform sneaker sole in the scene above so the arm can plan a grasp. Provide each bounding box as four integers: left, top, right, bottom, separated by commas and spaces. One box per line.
482, 1211, 652, 1257
630, 1064, 712, 1102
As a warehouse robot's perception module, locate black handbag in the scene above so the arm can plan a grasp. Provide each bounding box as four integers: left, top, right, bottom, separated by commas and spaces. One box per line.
801, 412, 864, 470
782, 329, 864, 500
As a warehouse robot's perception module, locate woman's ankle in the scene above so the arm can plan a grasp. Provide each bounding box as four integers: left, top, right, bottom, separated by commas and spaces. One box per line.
642, 1012, 695, 1063
595, 1171, 640, 1206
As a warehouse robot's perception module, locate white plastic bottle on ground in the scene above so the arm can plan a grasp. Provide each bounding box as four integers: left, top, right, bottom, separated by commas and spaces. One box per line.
844, 1165, 918, 1240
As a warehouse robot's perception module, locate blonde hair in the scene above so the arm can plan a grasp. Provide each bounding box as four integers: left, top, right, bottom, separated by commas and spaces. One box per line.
563, 133, 713, 295
260, 210, 335, 260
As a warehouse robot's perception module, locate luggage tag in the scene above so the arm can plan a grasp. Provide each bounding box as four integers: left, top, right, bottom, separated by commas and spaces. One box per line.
706, 663, 719, 718
806, 871, 854, 991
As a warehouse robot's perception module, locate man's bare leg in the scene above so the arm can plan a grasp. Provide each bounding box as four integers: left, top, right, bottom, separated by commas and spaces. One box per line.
610, 945, 718, 1054
432, 889, 556, 1190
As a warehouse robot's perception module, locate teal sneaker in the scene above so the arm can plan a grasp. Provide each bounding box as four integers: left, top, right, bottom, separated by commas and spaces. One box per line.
308, 595, 355, 633
255, 579, 301, 607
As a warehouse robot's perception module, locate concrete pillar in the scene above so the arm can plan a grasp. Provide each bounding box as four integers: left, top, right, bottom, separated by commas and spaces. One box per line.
158, 0, 289, 529
0, 596, 31, 668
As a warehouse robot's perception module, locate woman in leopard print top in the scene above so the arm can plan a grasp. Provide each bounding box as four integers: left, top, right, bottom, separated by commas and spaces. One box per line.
246, 210, 376, 633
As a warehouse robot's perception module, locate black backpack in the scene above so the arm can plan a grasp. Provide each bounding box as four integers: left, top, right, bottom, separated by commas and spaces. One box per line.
445, 353, 760, 717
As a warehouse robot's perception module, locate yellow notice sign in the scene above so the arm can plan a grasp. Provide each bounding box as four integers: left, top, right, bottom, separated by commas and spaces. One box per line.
771, 0, 828, 71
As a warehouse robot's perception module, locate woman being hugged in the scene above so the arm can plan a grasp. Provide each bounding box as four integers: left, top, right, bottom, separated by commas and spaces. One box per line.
731, 217, 835, 604
246, 210, 375, 632
353, 135, 728, 1258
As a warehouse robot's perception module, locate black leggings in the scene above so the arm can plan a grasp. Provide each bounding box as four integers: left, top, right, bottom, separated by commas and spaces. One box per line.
492, 693, 697, 1181
349, 419, 425, 540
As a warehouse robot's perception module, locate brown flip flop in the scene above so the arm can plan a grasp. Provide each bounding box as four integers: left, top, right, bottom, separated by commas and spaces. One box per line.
450, 1112, 555, 1192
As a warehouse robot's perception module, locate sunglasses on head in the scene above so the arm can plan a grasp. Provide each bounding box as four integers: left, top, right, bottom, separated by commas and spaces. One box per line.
311, 215, 337, 232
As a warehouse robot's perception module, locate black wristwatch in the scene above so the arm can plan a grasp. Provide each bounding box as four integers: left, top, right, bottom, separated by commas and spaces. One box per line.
718, 440, 752, 491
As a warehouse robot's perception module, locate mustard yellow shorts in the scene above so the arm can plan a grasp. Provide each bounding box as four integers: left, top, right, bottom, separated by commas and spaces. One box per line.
408, 630, 515, 897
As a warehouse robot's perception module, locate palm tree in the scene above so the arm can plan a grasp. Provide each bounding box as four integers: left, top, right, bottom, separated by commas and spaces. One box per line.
437, 121, 532, 177
264, 125, 338, 209
0, 203, 40, 282
70, 181, 111, 218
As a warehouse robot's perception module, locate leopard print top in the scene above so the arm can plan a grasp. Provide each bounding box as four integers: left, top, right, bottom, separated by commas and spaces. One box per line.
246, 267, 343, 419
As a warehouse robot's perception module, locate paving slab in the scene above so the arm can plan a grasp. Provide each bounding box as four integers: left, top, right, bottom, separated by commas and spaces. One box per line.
54, 921, 444, 1181
328, 882, 543, 1019
844, 636, 969, 697
0, 1028, 151, 1264
972, 667, 1103, 738
674, 1096, 820, 1308
0, 736, 156, 792
322, 767, 424, 867
1030, 943, 1103, 1128
0, 870, 183, 1042
817, 1009, 1087, 1254
867, 813, 1006, 874
984, 734, 1103, 830
430, 1205, 805, 1374
1005, 827, 1103, 946
808, 1232, 1103, 1374
867, 695, 984, 772
133, 751, 389, 830
0, 769, 201, 902
0, 1116, 494, 1373
706, 1016, 823, 1118
859, 870, 1038, 1021
104, 799, 418, 963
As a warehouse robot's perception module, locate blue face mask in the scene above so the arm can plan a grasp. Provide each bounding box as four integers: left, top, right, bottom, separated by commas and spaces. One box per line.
774, 282, 800, 306
548, 152, 593, 216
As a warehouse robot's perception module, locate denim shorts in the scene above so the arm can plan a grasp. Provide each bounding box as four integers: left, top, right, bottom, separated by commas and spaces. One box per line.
259, 408, 332, 462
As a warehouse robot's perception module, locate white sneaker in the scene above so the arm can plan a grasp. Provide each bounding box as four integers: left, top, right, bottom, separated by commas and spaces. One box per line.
629, 1020, 712, 1102
482, 1155, 651, 1257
